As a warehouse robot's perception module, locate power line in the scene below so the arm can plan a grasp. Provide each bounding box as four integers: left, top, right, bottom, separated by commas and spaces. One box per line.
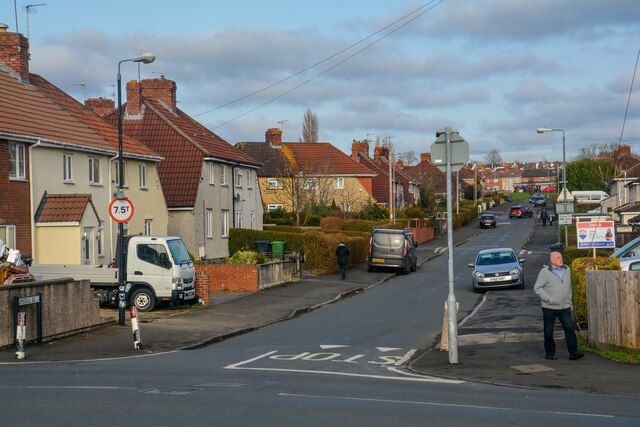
194, 1, 441, 119
619, 47, 640, 144
209, 0, 444, 130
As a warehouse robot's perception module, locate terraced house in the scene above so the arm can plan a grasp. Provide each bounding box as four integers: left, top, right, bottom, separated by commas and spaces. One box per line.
0, 25, 167, 264
237, 128, 376, 224
95, 77, 263, 259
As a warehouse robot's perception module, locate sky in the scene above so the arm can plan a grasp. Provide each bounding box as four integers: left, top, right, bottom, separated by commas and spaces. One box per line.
1, 0, 639, 164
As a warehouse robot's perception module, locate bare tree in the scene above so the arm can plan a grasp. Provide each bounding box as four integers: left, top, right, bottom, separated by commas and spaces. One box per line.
397, 151, 418, 166
485, 149, 502, 166
302, 108, 319, 143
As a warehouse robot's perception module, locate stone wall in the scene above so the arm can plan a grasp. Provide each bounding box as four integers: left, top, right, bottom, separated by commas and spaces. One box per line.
0, 279, 107, 348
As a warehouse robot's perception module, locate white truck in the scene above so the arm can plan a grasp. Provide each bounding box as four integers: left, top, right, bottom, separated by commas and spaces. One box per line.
30, 235, 196, 312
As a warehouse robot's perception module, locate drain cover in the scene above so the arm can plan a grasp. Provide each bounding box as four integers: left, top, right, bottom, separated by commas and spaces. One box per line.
510, 364, 556, 373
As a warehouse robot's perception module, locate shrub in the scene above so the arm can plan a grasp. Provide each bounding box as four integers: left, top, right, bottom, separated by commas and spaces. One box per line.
562, 248, 611, 270
320, 216, 344, 231
229, 228, 306, 255
226, 251, 265, 265
303, 231, 368, 274
570, 256, 620, 327
343, 219, 386, 232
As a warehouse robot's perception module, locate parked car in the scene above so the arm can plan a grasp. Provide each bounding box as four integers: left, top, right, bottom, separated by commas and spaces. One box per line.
479, 213, 497, 228
367, 228, 417, 274
610, 236, 640, 271
509, 205, 533, 218
468, 248, 526, 292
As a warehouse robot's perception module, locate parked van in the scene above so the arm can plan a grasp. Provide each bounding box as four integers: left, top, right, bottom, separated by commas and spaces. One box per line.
367, 228, 417, 274
572, 190, 608, 204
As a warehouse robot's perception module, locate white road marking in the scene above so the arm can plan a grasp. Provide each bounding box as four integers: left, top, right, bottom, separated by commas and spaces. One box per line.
376, 347, 402, 352
320, 345, 350, 349
393, 349, 416, 366
225, 351, 463, 384
0, 385, 136, 390
277, 393, 615, 419
458, 292, 488, 327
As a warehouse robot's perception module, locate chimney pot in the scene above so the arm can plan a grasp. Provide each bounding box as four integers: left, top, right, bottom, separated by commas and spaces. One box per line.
266, 128, 282, 146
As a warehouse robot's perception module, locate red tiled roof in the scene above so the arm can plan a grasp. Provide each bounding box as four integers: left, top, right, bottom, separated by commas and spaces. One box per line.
35, 193, 100, 223
0, 65, 107, 148
27, 74, 160, 159
282, 143, 376, 176
105, 98, 260, 208
235, 142, 289, 176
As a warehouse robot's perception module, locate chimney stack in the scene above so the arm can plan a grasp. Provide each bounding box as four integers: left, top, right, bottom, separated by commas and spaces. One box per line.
140, 77, 177, 113
266, 128, 282, 146
0, 24, 30, 83
420, 152, 432, 163
125, 80, 143, 117
351, 139, 370, 160
85, 97, 115, 116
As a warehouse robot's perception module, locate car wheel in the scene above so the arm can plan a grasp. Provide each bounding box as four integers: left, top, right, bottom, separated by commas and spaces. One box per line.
130, 288, 156, 312
403, 264, 410, 275
367, 265, 375, 272
472, 286, 481, 293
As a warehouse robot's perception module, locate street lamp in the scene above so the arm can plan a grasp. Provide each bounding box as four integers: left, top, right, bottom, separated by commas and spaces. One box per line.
536, 127, 568, 247
116, 52, 155, 326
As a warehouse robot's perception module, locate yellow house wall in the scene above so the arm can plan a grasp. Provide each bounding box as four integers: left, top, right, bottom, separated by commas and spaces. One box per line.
34, 226, 81, 264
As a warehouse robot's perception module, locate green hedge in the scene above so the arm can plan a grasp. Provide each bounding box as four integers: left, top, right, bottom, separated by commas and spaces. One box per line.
570, 256, 620, 328
562, 248, 611, 270
303, 231, 368, 274
229, 228, 306, 254
343, 219, 387, 232
262, 225, 306, 234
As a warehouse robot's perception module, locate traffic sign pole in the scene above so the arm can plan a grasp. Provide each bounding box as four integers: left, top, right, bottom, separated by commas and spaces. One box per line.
109, 197, 134, 325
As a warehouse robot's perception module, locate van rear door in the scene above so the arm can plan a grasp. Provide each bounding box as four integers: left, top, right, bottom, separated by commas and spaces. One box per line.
372, 231, 404, 261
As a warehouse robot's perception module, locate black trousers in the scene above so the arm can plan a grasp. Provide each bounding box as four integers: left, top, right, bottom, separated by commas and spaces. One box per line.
542, 307, 578, 357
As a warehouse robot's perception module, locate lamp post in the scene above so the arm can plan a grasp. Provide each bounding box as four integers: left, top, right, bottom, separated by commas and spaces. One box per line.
536, 127, 567, 247
116, 52, 155, 326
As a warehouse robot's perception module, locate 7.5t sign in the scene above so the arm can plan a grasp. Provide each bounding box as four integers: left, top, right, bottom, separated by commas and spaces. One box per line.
109, 197, 135, 223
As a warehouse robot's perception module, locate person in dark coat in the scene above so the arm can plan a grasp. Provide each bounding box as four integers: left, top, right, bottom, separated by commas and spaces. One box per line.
336, 242, 350, 280
540, 209, 548, 226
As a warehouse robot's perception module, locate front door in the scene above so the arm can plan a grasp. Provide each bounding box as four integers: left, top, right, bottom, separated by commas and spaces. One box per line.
83, 227, 93, 265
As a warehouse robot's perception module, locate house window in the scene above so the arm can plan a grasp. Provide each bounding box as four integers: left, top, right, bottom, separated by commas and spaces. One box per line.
0, 225, 16, 247
267, 204, 284, 212
63, 153, 73, 182
250, 211, 255, 230
303, 178, 318, 190
235, 168, 243, 188
221, 210, 229, 237
267, 178, 283, 189
144, 219, 152, 236
220, 165, 228, 186
247, 170, 253, 189
139, 164, 147, 189
235, 210, 243, 228
113, 160, 127, 186
9, 142, 26, 180
97, 228, 104, 257
89, 158, 101, 185
334, 177, 345, 189
208, 163, 215, 185
206, 209, 213, 238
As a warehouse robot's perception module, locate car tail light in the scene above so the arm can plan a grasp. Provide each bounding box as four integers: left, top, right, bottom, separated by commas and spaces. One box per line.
403, 239, 408, 257
368, 237, 372, 257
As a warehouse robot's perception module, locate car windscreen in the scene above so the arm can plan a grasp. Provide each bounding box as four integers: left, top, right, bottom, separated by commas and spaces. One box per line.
167, 239, 192, 266
477, 251, 516, 265
481, 215, 494, 220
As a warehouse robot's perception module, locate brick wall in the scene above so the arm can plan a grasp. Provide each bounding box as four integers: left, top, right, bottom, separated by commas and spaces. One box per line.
195, 264, 260, 295
0, 30, 30, 83
0, 140, 32, 254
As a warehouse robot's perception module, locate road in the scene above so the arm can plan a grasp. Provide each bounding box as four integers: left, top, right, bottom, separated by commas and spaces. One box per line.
1, 208, 640, 426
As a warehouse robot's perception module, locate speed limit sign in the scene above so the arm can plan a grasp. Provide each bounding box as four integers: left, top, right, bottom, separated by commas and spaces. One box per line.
109, 197, 134, 223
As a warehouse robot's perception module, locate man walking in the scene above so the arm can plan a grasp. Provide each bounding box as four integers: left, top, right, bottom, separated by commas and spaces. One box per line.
540, 209, 548, 226
534, 251, 584, 360
336, 241, 350, 280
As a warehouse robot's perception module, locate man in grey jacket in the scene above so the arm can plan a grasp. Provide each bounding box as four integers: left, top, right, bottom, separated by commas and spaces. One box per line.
533, 251, 585, 360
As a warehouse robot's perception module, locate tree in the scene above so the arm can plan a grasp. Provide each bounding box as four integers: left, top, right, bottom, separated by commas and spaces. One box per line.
566, 159, 614, 192
397, 151, 418, 166
485, 149, 502, 166
302, 108, 319, 143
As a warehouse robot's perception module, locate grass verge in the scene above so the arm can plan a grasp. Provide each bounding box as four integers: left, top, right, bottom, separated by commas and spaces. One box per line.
578, 338, 640, 364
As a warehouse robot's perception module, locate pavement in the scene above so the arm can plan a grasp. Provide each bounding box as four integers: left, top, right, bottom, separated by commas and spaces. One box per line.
2, 205, 639, 396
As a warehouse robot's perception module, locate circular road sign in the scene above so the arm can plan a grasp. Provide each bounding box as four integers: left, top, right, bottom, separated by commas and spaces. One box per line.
109, 197, 134, 223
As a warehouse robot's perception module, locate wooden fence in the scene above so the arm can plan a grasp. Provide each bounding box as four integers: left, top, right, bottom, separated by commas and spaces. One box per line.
586, 270, 640, 350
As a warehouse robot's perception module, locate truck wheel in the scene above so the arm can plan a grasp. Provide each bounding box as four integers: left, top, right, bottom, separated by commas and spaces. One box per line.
130, 288, 156, 312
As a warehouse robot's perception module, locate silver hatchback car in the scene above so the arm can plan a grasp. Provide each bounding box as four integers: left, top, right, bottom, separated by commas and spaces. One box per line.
468, 248, 525, 292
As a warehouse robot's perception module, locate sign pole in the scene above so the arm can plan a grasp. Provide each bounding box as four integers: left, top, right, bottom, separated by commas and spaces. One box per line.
444, 127, 458, 364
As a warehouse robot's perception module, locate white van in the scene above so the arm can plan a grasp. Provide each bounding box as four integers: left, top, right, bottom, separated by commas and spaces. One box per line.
572, 190, 608, 204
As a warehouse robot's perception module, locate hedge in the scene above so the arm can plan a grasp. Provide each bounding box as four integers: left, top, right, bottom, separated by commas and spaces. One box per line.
562, 248, 611, 270
570, 256, 620, 328
343, 219, 388, 232
320, 216, 344, 231
229, 228, 306, 254
303, 231, 368, 274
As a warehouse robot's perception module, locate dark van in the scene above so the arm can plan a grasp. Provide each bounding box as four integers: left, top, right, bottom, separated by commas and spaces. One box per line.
367, 228, 417, 274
